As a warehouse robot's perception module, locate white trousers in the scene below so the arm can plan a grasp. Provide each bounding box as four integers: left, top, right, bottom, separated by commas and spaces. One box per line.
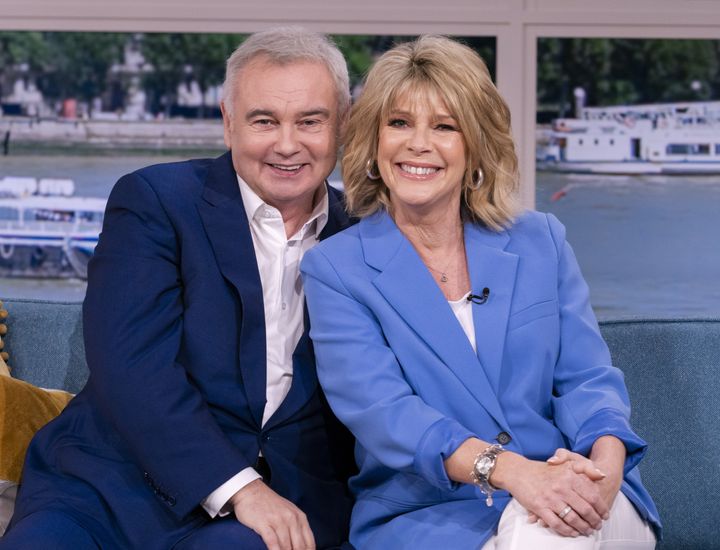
481, 492, 656, 550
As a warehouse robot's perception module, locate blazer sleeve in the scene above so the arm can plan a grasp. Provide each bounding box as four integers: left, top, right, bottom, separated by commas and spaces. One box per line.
302, 247, 476, 492
83, 172, 251, 517
546, 213, 647, 474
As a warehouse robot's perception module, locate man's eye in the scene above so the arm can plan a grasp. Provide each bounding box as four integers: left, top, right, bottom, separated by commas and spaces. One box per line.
301, 119, 320, 127
253, 119, 274, 126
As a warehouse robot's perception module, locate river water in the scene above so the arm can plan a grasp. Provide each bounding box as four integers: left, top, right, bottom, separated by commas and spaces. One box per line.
1, 152, 719, 319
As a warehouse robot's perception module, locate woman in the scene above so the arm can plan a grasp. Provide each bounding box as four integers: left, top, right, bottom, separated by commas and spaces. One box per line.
301, 36, 660, 549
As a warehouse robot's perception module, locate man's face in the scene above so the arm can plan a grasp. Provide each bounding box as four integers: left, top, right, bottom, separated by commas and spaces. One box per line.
221, 57, 340, 211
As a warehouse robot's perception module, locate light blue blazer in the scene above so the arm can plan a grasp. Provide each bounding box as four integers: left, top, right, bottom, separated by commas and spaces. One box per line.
301, 209, 661, 549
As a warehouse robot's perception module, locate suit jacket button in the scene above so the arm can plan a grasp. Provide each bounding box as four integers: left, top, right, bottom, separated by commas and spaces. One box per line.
496, 432, 511, 445
168, 496, 177, 507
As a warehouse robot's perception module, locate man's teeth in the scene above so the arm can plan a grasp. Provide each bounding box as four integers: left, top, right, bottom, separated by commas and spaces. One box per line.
400, 164, 439, 175
272, 164, 302, 171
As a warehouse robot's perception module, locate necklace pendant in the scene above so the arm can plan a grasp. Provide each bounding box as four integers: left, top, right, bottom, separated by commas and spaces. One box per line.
440, 273, 448, 283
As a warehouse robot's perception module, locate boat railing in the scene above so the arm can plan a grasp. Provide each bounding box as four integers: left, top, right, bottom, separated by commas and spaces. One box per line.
0, 218, 101, 234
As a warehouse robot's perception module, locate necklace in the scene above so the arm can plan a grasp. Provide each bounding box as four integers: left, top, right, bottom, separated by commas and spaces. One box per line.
402, 219, 464, 285
424, 260, 451, 283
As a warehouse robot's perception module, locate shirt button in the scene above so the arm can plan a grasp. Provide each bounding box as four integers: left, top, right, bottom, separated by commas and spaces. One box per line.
496, 432, 512, 445
281, 302, 287, 310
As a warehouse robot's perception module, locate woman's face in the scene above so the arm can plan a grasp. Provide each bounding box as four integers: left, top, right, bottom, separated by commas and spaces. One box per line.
377, 89, 466, 219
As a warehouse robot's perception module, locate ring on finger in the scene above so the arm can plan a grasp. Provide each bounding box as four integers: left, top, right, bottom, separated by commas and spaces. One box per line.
558, 505, 573, 519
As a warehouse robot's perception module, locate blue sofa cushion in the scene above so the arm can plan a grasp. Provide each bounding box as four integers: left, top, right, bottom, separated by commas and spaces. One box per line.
600, 319, 720, 550
3, 299, 87, 394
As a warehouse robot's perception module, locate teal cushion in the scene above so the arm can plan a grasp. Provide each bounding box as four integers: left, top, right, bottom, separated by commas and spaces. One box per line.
3, 299, 88, 393
601, 319, 720, 550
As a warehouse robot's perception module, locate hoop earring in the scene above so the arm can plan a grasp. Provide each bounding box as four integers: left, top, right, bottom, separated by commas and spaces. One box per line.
366, 159, 381, 180
470, 167, 484, 190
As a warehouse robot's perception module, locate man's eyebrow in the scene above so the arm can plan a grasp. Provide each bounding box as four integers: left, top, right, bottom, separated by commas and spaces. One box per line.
245, 109, 275, 120
299, 108, 331, 118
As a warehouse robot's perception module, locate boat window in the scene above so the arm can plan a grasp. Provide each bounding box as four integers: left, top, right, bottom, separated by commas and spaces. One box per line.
666, 143, 711, 155
716, 144, 720, 155
666, 144, 690, 155
0, 207, 17, 221
34, 209, 75, 222
79, 211, 103, 223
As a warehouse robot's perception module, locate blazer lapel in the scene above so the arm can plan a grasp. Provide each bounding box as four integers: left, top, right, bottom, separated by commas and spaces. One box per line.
362, 212, 508, 428
320, 184, 353, 240
464, 222, 518, 394
265, 184, 352, 429
197, 153, 266, 428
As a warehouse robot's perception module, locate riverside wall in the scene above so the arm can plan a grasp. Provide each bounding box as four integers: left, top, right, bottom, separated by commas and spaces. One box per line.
0, 116, 225, 150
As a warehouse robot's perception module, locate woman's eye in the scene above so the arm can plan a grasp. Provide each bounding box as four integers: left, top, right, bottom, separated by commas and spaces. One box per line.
436, 123, 458, 131
388, 118, 408, 128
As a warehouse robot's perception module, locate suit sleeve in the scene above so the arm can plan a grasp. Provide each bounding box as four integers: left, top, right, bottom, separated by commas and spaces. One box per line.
546, 213, 647, 474
301, 247, 475, 491
83, 172, 251, 517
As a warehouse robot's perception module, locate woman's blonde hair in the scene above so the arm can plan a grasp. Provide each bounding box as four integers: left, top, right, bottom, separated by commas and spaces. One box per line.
343, 35, 519, 230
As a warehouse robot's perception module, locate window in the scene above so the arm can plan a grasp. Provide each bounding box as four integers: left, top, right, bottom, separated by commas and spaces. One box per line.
667, 144, 690, 155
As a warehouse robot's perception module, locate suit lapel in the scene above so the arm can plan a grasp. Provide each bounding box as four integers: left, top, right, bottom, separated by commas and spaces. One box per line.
197, 153, 266, 428
265, 184, 352, 429
464, 222, 518, 394
362, 212, 509, 428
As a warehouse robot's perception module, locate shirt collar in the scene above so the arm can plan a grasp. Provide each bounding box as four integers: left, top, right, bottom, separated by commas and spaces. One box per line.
236, 174, 329, 240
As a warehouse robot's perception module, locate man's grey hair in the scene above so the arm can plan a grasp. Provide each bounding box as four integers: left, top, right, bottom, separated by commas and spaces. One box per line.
222, 27, 350, 118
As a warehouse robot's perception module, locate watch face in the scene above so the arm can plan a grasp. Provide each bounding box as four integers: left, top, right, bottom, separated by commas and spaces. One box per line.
476, 456, 493, 476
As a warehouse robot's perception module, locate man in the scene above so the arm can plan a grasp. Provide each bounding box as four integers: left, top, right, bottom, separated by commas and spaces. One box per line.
3, 28, 354, 550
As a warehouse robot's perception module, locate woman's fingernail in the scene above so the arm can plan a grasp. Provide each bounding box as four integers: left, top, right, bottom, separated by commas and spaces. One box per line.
603, 513, 610, 520
595, 468, 606, 477
547, 456, 559, 463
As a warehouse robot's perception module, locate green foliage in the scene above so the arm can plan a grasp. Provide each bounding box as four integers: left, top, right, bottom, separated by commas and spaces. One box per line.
0, 32, 49, 97
0, 32, 49, 72
40, 32, 126, 102
331, 35, 376, 90
538, 38, 719, 113
2, 30, 718, 117
141, 33, 245, 114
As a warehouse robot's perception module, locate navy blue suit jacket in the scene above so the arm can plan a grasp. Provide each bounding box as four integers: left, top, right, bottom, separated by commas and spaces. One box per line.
11, 153, 354, 549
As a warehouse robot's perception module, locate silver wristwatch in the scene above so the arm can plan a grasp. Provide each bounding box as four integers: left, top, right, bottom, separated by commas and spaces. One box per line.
470, 444, 505, 506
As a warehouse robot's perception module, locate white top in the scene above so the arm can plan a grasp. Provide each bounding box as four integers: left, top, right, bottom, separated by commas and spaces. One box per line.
448, 292, 477, 353
202, 175, 328, 517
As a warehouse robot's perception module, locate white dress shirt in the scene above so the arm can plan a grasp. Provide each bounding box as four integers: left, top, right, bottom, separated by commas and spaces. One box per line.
202, 175, 329, 517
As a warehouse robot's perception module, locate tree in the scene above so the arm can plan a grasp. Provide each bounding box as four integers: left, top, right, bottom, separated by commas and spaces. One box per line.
141, 33, 245, 117
41, 32, 126, 106
0, 32, 49, 98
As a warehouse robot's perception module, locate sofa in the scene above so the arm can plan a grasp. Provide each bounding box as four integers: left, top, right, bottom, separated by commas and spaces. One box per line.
1, 298, 718, 548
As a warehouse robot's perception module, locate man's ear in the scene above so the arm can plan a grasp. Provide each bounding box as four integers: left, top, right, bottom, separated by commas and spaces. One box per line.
220, 101, 233, 150
337, 108, 350, 144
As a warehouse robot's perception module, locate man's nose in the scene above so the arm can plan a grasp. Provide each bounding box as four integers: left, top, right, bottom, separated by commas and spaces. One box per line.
274, 124, 302, 156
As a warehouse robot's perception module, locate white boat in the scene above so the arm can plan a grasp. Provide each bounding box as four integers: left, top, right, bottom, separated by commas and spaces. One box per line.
537, 101, 720, 174
0, 178, 106, 279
